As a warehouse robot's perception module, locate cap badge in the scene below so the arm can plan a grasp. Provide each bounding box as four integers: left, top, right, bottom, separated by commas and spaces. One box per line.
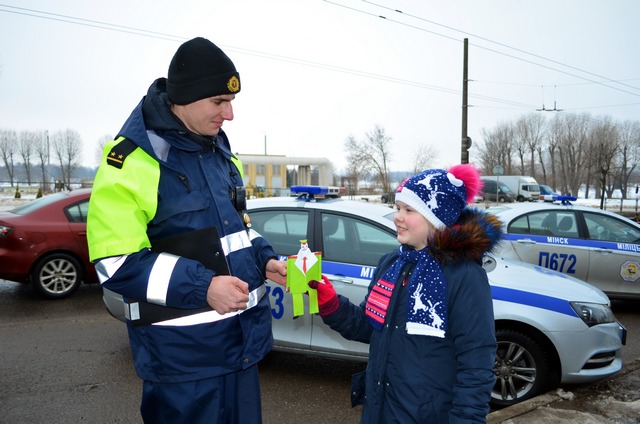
227, 76, 240, 93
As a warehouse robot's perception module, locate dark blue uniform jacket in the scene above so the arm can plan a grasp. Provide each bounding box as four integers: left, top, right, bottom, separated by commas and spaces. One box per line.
100, 78, 276, 383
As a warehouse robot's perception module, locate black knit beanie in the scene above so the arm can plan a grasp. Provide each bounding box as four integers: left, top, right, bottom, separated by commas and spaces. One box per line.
167, 37, 241, 105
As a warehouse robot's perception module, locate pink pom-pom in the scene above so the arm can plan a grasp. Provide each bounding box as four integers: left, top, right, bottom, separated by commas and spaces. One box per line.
448, 164, 481, 203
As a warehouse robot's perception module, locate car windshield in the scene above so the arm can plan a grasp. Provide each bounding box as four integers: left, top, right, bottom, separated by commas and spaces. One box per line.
584, 211, 640, 243
486, 205, 511, 214
540, 185, 553, 194
9, 192, 70, 215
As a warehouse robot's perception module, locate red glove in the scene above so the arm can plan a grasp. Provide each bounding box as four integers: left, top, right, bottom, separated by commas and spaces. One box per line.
308, 275, 339, 316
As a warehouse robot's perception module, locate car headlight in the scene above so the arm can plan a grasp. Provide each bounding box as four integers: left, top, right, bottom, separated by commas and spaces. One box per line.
569, 302, 616, 326
0, 225, 13, 237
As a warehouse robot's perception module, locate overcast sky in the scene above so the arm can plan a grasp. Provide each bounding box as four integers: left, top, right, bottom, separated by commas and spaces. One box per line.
1, 0, 639, 173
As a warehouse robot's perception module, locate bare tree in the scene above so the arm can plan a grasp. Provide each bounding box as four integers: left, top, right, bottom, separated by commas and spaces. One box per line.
515, 113, 546, 177
476, 122, 514, 175
557, 113, 591, 197
97, 134, 114, 164
475, 111, 640, 203
616, 120, 640, 199
344, 135, 367, 193
540, 115, 562, 189
18, 131, 35, 185
0, 128, 18, 186
344, 125, 393, 193
51, 129, 83, 189
513, 124, 528, 175
33, 130, 50, 192
587, 116, 619, 208
410, 144, 439, 174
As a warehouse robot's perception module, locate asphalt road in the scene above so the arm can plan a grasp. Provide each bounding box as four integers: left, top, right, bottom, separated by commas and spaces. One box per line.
0, 279, 637, 424
0, 280, 366, 424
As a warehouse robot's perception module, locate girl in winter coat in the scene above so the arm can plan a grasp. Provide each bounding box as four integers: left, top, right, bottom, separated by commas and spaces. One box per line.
310, 164, 503, 423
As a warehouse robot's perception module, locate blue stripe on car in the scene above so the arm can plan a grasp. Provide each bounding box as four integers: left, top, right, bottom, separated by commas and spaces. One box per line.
491, 286, 577, 317
502, 233, 640, 252
317, 258, 579, 318
323, 261, 377, 280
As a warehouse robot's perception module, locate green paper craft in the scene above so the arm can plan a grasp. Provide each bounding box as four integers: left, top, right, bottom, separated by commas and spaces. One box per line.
286, 240, 321, 317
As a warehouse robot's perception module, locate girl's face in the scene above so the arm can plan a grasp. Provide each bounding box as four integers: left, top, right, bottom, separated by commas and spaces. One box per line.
393, 201, 435, 250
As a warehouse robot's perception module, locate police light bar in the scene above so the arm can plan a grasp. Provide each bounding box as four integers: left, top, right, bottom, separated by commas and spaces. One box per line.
290, 185, 340, 199
552, 195, 577, 205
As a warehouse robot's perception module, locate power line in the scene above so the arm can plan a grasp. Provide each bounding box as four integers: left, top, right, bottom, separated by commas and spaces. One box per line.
327, 0, 640, 97
474, 78, 640, 89
472, 94, 538, 110
359, 0, 640, 94
472, 80, 543, 87
0, 4, 460, 97
0, 4, 186, 42
1, 2, 636, 116
474, 80, 640, 112
553, 78, 640, 88
561, 102, 640, 111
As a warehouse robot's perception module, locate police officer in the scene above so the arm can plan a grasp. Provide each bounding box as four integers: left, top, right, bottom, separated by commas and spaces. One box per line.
87, 37, 287, 424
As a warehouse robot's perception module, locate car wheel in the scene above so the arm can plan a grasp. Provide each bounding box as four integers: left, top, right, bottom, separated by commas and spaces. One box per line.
31, 253, 83, 299
491, 329, 550, 408
498, 196, 505, 203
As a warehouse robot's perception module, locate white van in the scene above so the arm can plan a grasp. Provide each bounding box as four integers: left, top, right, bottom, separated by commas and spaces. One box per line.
482, 176, 540, 202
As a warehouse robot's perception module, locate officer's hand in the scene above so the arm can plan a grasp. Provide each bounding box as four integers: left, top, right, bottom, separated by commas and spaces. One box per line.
206, 275, 250, 314
265, 259, 287, 287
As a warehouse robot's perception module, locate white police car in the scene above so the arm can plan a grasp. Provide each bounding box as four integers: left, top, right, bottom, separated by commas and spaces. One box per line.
247, 187, 625, 408
487, 196, 640, 300
102, 187, 626, 408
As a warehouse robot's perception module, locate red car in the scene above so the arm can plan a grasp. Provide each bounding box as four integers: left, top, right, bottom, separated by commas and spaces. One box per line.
0, 188, 97, 299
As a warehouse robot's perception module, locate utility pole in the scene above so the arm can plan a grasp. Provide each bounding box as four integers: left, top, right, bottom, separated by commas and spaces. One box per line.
461, 38, 470, 164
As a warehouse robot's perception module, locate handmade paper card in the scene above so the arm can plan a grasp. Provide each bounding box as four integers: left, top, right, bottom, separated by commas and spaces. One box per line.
286, 240, 321, 316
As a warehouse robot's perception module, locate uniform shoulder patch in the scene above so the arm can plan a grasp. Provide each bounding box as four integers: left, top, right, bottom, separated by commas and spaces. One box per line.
106, 138, 138, 169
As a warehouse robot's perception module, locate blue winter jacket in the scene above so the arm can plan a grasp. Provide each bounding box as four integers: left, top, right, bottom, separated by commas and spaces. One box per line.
87, 78, 277, 383
322, 209, 501, 423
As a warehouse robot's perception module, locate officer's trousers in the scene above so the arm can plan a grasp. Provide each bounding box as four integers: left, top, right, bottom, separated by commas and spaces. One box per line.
140, 364, 261, 424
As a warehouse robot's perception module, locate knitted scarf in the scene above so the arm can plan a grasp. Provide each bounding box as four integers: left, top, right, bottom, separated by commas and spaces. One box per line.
365, 246, 448, 338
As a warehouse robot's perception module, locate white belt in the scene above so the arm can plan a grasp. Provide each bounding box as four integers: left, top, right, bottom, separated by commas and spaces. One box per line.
152, 284, 267, 327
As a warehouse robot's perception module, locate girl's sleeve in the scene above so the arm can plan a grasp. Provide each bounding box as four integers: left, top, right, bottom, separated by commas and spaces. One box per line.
446, 261, 497, 423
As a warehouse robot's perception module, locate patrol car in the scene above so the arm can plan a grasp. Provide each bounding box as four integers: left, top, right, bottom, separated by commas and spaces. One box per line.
246, 187, 625, 408
102, 187, 626, 408
487, 196, 640, 300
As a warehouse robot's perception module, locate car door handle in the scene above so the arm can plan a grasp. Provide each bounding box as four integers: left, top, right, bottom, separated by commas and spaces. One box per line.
593, 248, 613, 253
330, 277, 354, 285
515, 238, 537, 244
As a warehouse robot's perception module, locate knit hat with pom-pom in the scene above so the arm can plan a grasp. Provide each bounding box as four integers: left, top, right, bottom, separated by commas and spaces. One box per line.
394, 164, 481, 229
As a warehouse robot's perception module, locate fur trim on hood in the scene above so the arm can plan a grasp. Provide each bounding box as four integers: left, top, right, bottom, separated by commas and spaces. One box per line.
427, 207, 503, 266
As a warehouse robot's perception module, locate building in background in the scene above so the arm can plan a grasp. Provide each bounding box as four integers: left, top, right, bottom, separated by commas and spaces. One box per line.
238, 154, 333, 197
